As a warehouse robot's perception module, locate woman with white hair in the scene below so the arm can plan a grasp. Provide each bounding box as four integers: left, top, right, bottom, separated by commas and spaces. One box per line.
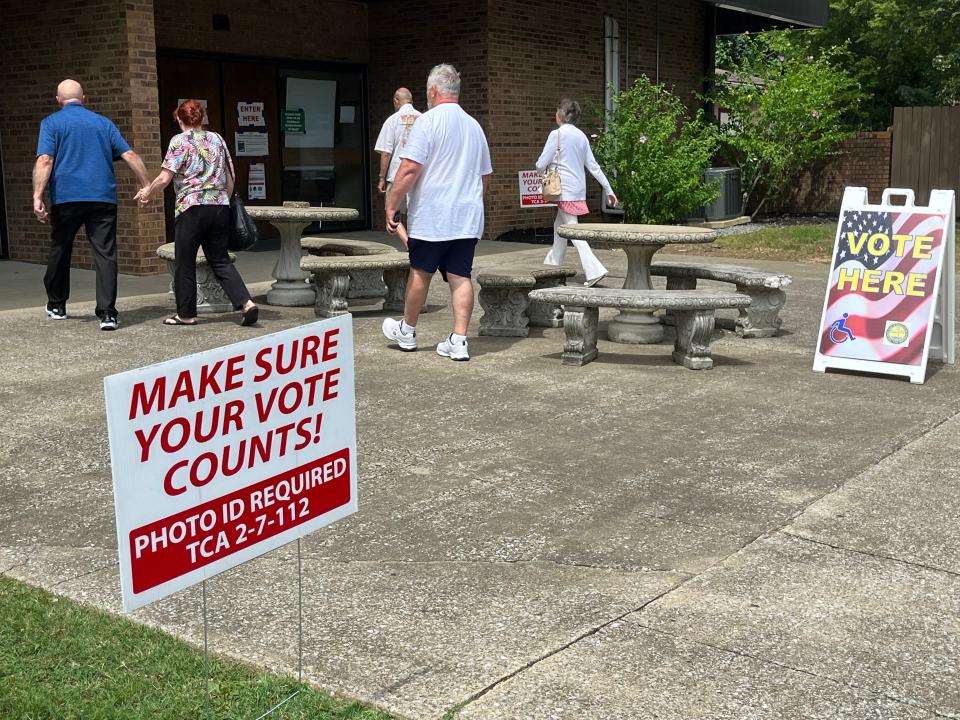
536, 98, 618, 287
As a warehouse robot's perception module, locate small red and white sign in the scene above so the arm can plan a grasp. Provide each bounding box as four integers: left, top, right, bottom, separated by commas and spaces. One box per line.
105, 316, 357, 612
518, 169, 556, 208
237, 101, 266, 127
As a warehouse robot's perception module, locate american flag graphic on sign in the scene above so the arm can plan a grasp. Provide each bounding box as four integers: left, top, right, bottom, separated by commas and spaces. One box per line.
818, 209, 947, 366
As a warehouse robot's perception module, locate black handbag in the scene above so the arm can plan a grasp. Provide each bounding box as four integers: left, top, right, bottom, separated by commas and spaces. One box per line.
213, 132, 259, 251
228, 192, 259, 251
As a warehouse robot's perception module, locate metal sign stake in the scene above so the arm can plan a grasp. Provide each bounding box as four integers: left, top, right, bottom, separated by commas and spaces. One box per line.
203, 579, 211, 720
250, 540, 305, 719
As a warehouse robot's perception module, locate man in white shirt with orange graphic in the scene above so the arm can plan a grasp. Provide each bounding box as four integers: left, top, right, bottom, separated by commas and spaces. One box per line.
374, 87, 421, 212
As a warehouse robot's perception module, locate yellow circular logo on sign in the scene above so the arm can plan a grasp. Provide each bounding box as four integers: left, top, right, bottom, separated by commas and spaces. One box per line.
885, 322, 909, 345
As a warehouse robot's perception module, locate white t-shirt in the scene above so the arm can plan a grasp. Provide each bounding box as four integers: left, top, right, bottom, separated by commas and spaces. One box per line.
399, 102, 493, 241
374, 104, 421, 182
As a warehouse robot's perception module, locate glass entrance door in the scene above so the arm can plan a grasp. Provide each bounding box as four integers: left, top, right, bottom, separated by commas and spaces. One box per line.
156, 53, 370, 236
280, 68, 368, 230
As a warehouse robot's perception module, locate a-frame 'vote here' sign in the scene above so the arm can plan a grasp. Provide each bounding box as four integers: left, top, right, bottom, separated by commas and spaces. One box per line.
813, 187, 956, 384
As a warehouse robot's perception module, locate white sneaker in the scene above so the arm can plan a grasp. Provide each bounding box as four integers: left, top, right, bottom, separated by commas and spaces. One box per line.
382, 317, 417, 351
437, 334, 469, 361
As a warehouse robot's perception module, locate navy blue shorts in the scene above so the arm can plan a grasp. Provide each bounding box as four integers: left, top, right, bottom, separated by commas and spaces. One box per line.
408, 238, 479, 280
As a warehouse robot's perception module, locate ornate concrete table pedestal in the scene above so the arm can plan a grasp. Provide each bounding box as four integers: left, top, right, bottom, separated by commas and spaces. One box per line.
246, 203, 359, 307
557, 223, 716, 344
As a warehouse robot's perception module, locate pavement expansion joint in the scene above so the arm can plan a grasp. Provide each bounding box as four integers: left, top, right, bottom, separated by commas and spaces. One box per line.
303, 558, 688, 574
748, 404, 960, 557
49, 561, 120, 589
444, 576, 689, 719
782, 530, 960, 580
631, 621, 944, 718
0, 560, 28, 576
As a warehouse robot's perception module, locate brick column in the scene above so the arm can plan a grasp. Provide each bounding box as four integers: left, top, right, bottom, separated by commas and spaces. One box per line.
0, 0, 164, 274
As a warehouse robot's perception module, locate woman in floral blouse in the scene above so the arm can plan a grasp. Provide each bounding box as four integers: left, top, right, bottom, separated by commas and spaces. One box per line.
135, 99, 258, 326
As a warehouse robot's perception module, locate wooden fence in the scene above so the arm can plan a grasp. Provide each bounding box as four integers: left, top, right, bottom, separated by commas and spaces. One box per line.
891, 106, 960, 214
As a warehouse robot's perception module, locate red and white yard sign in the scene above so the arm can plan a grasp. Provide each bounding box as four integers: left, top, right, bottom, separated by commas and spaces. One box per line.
105, 315, 357, 612
518, 169, 556, 208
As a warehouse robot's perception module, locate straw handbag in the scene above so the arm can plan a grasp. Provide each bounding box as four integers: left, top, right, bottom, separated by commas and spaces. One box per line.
541, 129, 562, 202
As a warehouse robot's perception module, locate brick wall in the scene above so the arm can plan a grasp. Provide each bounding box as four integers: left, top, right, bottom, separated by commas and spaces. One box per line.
485, 0, 706, 239
366, 0, 706, 239
153, 0, 368, 63
0, 0, 165, 274
2, 0, 710, 269
766, 131, 893, 215
366, 0, 489, 230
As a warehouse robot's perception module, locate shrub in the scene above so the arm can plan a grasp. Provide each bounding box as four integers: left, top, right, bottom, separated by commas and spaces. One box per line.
592, 76, 721, 224
711, 36, 861, 218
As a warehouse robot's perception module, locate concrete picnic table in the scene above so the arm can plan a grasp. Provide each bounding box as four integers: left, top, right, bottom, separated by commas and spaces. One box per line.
246, 203, 359, 306
557, 223, 717, 343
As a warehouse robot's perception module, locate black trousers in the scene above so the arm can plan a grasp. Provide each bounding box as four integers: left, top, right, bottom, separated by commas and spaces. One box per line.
45, 202, 118, 318
174, 205, 252, 318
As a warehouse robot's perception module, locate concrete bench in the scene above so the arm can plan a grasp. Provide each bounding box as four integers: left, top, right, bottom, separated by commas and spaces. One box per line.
476, 267, 576, 337
527, 287, 751, 369
301, 237, 395, 300
156, 242, 237, 313
300, 253, 409, 318
651, 262, 792, 338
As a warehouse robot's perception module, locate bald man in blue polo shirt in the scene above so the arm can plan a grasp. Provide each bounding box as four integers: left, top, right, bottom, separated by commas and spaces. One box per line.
32, 79, 151, 330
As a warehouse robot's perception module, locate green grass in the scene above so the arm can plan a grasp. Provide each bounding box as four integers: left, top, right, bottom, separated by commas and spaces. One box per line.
698, 222, 960, 266
0, 577, 394, 720
704, 223, 838, 263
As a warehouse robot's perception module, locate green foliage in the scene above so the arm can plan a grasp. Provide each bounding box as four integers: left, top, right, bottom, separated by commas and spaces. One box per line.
0, 578, 393, 720
782, 0, 960, 128
591, 77, 721, 224
711, 36, 861, 218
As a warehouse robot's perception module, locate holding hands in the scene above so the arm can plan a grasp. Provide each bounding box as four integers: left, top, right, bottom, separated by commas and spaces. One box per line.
133, 185, 152, 206
134, 169, 172, 207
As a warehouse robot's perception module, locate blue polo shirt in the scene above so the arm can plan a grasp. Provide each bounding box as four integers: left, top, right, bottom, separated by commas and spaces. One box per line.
36, 104, 131, 205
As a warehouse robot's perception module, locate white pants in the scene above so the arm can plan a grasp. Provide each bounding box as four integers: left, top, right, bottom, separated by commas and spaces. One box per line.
543, 209, 607, 281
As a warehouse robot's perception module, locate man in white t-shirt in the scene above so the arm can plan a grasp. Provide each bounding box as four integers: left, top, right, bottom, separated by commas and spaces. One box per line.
374, 88, 421, 211
381, 63, 493, 362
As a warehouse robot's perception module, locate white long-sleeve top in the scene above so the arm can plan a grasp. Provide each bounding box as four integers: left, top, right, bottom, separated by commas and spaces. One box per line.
535, 123, 613, 202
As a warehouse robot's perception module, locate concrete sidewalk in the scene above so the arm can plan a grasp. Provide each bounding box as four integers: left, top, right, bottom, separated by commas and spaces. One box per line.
1, 239, 958, 719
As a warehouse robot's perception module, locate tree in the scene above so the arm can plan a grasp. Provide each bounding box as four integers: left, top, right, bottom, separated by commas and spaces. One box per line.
711, 37, 861, 218
592, 77, 721, 224
783, 0, 960, 128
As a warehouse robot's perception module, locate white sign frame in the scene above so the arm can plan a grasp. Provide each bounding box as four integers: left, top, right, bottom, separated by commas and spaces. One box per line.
813, 186, 956, 384
105, 316, 357, 612
518, 169, 556, 209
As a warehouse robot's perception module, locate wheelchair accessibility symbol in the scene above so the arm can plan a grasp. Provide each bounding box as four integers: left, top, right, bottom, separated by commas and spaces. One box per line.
829, 313, 856, 344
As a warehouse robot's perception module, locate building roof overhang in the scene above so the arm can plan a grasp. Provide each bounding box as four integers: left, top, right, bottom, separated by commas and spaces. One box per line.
704, 0, 829, 30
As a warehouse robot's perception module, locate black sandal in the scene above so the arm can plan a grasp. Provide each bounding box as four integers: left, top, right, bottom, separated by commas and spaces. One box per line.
240, 305, 259, 327
164, 315, 197, 326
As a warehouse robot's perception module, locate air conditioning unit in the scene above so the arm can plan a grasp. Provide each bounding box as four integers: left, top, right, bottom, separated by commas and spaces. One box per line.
703, 167, 742, 221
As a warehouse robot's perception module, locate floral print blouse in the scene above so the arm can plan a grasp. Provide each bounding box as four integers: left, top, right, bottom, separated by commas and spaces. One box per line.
162, 130, 231, 217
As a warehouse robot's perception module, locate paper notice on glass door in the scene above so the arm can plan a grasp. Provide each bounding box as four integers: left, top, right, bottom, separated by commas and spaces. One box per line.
235, 132, 269, 157
237, 101, 265, 127
248, 163, 266, 199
